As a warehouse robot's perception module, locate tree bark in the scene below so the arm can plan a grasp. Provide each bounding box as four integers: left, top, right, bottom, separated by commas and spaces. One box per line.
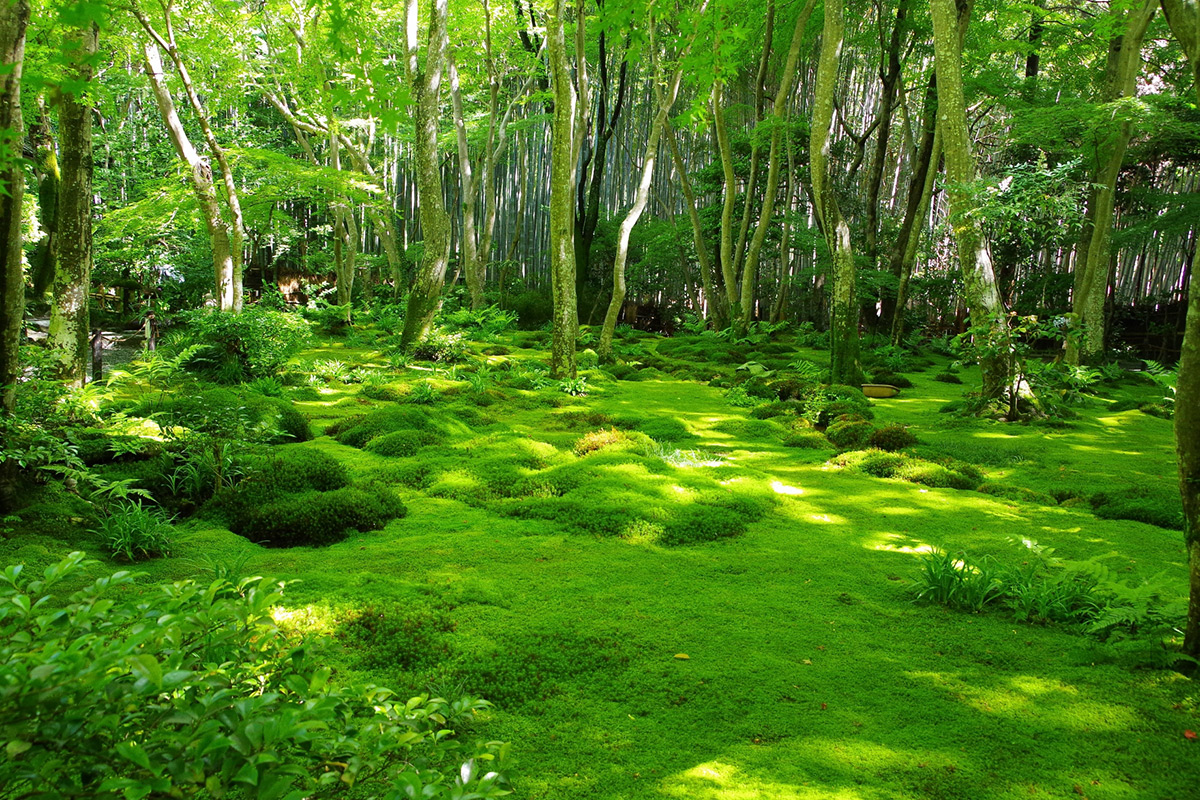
667, 123, 719, 327
930, 0, 1010, 400
0, 0, 29, 513
547, 0, 583, 377
399, 0, 453, 349
1066, 0, 1156, 365
740, 0, 817, 324
810, 0, 861, 385
142, 42, 237, 310
864, 0, 910, 268
1160, 0, 1200, 660
48, 22, 99, 386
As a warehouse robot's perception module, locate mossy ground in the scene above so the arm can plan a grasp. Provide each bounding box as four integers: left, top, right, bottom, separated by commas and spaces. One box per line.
4, 327, 1195, 799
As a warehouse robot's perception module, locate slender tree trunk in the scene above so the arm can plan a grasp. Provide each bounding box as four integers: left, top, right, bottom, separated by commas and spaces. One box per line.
810, 0, 860, 385
48, 22, 98, 386
712, 83, 742, 324
400, 0, 453, 348
930, 0, 1010, 401
1067, 0, 1156, 365
0, 0, 29, 513
865, 0, 909, 269
740, 0, 817, 324
667, 123, 718, 327
547, 0, 583, 377
143, 42, 236, 310
1160, 0, 1200, 661
31, 103, 58, 299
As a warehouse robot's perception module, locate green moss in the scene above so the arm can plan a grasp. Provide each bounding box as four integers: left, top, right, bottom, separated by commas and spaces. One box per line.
825, 416, 875, 450
365, 430, 441, 457
335, 406, 438, 448
228, 484, 407, 547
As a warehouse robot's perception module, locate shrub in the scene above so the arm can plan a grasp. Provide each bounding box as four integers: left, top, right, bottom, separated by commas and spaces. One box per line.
934, 372, 963, 384
411, 329, 469, 363
782, 429, 831, 449
178, 306, 311, 380
0, 553, 508, 799
365, 429, 440, 457
870, 371, 913, 389
228, 484, 408, 546
236, 447, 350, 493
138, 389, 311, 444
335, 406, 436, 448
825, 416, 876, 449
770, 378, 819, 402
868, 424, 918, 451
406, 380, 440, 404
1090, 489, 1184, 530
89, 501, 176, 561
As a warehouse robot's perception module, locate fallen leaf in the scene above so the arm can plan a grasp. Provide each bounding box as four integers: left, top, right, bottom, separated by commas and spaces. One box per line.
1185, 730, 1197, 740
820, 702, 827, 710
802, 659, 813, 665
674, 653, 690, 660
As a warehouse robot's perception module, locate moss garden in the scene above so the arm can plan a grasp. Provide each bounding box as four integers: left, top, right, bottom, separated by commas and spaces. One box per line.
2, 312, 1196, 800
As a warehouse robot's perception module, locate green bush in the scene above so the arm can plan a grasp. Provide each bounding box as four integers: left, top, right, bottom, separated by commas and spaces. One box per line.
228, 484, 408, 547
138, 389, 311, 444
867, 423, 918, 451
89, 501, 176, 562
1090, 489, 1184, 530
0, 553, 508, 799
178, 306, 311, 380
236, 447, 350, 493
870, 371, 913, 389
410, 329, 469, 363
336, 406, 437, 448
365, 429, 441, 457
782, 429, 831, 449
825, 416, 876, 449
933, 372, 963, 384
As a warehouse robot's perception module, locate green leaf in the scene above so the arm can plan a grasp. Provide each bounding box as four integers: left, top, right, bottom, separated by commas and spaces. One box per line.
130, 654, 163, 689
116, 741, 153, 770
235, 761, 260, 787
5, 739, 32, 758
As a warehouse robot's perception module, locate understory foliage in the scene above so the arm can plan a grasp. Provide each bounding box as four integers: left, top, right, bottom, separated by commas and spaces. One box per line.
0, 553, 510, 799
176, 307, 312, 382
913, 540, 1187, 654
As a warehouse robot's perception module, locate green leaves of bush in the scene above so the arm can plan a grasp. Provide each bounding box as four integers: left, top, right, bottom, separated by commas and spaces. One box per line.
179, 306, 312, 381
0, 554, 510, 800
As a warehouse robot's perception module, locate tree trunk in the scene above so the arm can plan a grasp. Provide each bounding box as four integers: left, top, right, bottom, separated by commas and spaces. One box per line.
930, 0, 1010, 400
1067, 0, 1156, 365
0, 0, 29, 513
547, 0, 582, 377
740, 0, 817, 324
1160, 0, 1200, 660
810, 0, 861, 385
667, 123, 717, 327
143, 42, 236, 310
865, 0, 909, 268
400, 0, 453, 349
48, 22, 98, 386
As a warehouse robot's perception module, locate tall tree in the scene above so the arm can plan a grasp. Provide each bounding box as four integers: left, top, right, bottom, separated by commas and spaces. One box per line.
0, 0, 30, 513
1066, 0, 1157, 365
399, 0, 453, 348
1160, 0, 1200, 661
930, 0, 1011, 401
47, 20, 99, 385
810, 0, 861, 384
546, 0, 587, 377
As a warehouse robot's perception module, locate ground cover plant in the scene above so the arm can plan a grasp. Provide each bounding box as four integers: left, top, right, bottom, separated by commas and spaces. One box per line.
1, 323, 1196, 800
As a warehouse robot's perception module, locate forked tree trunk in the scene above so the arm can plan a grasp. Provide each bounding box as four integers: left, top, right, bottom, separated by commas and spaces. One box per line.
810, 0, 861, 385
400, 0, 453, 348
48, 22, 99, 386
143, 42, 237, 310
1160, 0, 1200, 660
0, 0, 29, 513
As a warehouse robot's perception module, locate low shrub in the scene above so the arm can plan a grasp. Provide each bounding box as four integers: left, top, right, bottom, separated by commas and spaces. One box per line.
335, 406, 437, 448
365, 429, 441, 457
825, 416, 876, 449
137, 389, 311, 444
410, 329, 469, 363
236, 447, 350, 493
933, 372, 963, 384
177, 306, 312, 380
1091, 489, 1184, 530
0, 553, 507, 799
90, 501, 176, 561
867, 424, 918, 451
870, 371, 913, 389
228, 484, 407, 546
782, 429, 830, 449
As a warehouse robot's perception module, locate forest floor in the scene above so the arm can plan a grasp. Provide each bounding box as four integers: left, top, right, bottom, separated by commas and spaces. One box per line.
4, 326, 1196, 799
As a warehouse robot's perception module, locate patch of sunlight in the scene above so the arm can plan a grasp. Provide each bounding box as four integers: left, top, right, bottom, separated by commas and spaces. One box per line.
771, 481, 804, 496
873, 541, 936, 555
317, 386, 341, 395
661, 760, 862, 800
270, 604, 334, 636
810, 514, 833, 523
